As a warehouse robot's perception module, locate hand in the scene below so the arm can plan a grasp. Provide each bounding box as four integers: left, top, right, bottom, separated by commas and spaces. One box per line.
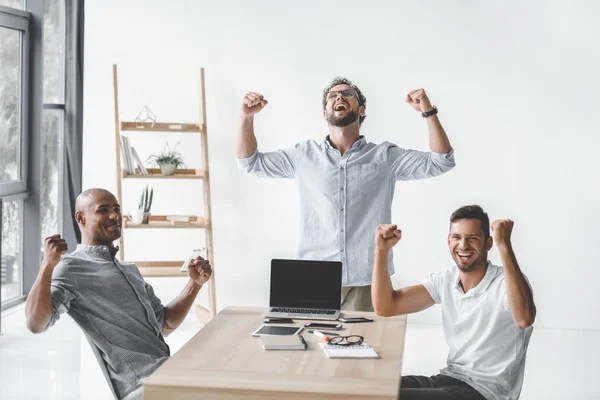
187, 256, 212, 287
490, 219, 514, 248
241, 92, 268, 117
406, 89, 434, 113
42, 234, 68, 268
375, 224, 402, 251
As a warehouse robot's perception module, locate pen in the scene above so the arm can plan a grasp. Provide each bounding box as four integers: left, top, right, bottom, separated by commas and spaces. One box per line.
299, 335, 307, 349
310, 330, 339, 341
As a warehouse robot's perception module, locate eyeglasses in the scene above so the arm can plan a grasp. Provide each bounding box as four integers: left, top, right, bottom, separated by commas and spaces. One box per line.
327, 335, 364, 346
327, 89, 357, 100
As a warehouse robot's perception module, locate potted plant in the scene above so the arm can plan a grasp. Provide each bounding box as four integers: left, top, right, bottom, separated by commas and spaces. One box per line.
147, 142, 186, 175
131, 184, 153, 224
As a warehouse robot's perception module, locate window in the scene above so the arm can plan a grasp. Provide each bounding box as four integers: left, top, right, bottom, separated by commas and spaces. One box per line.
42, 0, 66, 240
0, 4, 30, 307
1, 199, 23, 303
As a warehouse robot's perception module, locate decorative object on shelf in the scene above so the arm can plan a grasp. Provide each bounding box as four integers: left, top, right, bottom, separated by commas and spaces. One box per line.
131, 184, 153, 224
134, 105, 157, 127
147, 142, 186, 175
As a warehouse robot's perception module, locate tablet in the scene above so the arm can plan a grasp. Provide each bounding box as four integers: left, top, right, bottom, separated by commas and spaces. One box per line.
251, 325, 303, 337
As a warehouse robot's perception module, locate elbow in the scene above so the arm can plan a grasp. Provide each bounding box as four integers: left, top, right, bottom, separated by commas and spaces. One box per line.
515, 319, 534, 329
26, 319, 45, 334
515, 313, 535, 329
374, 307, 395, 318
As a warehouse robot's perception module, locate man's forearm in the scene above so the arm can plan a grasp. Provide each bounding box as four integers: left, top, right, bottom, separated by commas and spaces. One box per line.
236, 116, 258, 159
25, 264, 55, 333
499, 244, 536, 328
426, 114, 452, 154
163, 279, 202, 336
372, 249, 395, 316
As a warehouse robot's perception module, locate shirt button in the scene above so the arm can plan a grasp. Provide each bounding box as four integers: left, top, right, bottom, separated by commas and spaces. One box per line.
340, 249, 344, 253
341, 208, 344, 211
340, 187, 344, 191
340, 229, 344, 232
340, 167, 343, 170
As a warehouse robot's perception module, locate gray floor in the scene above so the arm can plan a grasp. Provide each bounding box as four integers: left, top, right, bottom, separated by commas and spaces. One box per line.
1, 305, 599, 399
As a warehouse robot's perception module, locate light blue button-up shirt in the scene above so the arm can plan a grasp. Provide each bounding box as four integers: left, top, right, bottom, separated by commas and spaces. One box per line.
237, 136, 455, 286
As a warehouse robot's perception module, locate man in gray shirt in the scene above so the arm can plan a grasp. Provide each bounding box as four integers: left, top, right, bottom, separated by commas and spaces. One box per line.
25, 188, 212, 400
236, 77, 455, 311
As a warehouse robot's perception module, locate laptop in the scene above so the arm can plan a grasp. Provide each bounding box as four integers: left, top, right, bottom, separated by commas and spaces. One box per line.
264, 259, 342, 320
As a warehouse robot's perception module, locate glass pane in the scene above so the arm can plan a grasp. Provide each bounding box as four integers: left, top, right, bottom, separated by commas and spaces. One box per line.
41, 110, 64, 239
1, 198, 23, 305
43, 0, 66, 104
0, 0, 23, 9
0, 26, 22, 183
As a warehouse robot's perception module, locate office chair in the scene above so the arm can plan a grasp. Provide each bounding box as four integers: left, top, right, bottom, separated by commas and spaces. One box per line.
84, 334, 119, 400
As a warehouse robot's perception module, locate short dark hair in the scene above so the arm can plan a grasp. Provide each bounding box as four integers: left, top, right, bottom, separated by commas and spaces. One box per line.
450, 205, 490, 239
322, 77, 367, 126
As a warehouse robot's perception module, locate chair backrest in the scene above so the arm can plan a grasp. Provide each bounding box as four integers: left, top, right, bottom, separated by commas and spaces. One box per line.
84, 334, 119, 400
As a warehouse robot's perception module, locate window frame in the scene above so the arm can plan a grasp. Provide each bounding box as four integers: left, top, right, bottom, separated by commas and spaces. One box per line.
0, 5, 31, 198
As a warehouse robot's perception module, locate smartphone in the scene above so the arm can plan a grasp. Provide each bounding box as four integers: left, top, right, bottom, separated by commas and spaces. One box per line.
304, 322, 343, 330
338, 317, 373, 323
263, 318, 294, 324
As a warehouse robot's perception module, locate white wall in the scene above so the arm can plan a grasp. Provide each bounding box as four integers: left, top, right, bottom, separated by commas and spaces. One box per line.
83, 0, 600, 331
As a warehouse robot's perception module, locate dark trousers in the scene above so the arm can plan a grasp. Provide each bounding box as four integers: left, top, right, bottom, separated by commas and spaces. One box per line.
399, 374, 486, 400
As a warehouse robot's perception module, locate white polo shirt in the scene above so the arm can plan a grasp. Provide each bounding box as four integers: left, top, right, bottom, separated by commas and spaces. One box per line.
422, 261, 533, 400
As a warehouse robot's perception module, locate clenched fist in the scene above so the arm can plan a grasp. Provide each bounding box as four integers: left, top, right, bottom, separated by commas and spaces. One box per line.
188, 256, 212, 286
375, 224, 402, 251
406, 89, 434, 113
241, 92, 268, 118
42, 234, 68, 269
491, 219, 514, 248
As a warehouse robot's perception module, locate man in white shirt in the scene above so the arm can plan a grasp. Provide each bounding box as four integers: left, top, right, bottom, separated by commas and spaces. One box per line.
372, 205, 536, 400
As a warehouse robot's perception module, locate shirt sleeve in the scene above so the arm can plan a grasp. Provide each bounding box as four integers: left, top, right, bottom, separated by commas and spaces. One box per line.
46, 261, 79, 331
144, 282, 166, 328
421, 270, 445, 304
385, 143, 455, 181
236, 146, 298, 179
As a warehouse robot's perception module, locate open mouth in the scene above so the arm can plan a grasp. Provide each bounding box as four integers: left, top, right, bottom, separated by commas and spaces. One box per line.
334, 103, 348, 111
456, 252, 474, 261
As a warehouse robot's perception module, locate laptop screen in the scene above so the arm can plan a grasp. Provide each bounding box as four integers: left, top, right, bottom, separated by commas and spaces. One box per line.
270, 259, 342, 310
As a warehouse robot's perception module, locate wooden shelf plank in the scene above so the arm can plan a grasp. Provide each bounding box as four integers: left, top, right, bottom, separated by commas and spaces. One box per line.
128, 261, 186, 278
133, 261, 184, 267
121, 168, 206, 179
121, 121, 203, 133
125, 215, 208, 229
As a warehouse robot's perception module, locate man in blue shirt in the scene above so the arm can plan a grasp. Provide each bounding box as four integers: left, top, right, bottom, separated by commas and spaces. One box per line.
25, 188, 212, 399
236, 77, 455, 311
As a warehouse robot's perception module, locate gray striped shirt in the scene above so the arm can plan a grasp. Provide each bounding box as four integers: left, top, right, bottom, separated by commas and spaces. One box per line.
47, 244, 169, 399
237, 136, 455, 286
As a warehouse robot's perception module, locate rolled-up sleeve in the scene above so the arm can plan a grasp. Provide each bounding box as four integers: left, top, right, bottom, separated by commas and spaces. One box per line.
46, 262, 79, 331
144, 282, 166, 328
386, 143, 455, 181
236, 146, 298, 179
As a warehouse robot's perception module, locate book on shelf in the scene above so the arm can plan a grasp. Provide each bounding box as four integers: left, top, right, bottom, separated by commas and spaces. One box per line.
120, 134, 135, 175
131, 147, 148, 175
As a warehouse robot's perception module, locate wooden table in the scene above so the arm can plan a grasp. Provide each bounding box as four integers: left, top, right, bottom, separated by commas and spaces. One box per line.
143, 306, 407, 399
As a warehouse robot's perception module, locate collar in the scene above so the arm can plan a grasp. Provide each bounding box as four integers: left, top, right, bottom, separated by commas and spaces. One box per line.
75, 244, 115, 262
323, 135, 366, 153
454, 261, 498, 296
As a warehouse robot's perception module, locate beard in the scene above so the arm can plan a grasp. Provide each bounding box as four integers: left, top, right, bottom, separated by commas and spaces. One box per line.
453, 251, 487, 273
327, 110, 359, 127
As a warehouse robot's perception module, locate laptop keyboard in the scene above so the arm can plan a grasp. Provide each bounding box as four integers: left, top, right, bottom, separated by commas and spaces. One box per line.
271, 308, 336, 315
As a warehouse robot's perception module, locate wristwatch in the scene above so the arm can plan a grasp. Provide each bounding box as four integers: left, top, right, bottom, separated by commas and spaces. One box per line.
421, 106, 438, 118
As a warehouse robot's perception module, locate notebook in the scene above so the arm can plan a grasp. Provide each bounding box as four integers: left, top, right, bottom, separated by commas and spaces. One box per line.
262, 335, 307, 350
318, 342, 379, 359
